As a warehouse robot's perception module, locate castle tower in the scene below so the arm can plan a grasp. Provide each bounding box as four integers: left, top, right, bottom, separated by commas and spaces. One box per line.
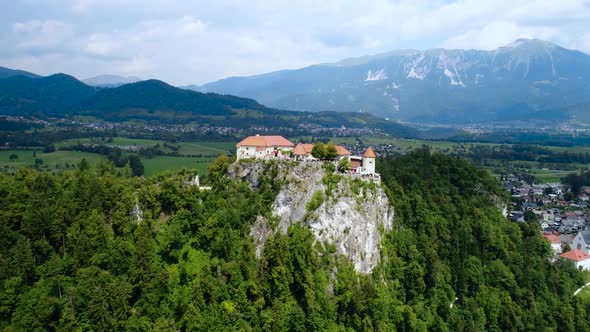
362, 147, 376, 174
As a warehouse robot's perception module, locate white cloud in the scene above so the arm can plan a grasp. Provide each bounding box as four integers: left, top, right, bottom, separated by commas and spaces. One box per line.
13, 20, 73, 49
85, 33, 119, 56
3, 0, 590, 84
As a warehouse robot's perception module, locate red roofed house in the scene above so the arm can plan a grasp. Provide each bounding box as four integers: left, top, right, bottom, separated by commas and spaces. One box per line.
236, 135, 294, 160
292, 144, 315, 161
560, 249, 590, 270
542, 233, 562, 254
292, 143, 352, 162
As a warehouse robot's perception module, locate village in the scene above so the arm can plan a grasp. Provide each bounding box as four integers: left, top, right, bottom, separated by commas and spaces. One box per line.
506, 177, 590, 270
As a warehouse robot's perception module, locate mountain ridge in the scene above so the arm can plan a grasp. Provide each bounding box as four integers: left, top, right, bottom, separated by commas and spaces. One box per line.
196, 39, 590, 123
83, 74, 142, 87
0, 66, 41, 79
0, 74, 416, 136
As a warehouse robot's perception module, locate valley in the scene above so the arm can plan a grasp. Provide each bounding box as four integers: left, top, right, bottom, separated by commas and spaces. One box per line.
2, 33, 590, 331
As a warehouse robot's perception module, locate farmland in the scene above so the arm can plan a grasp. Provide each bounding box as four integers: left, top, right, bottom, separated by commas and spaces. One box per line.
1, 134, 588, 182
1, 139, 236, 177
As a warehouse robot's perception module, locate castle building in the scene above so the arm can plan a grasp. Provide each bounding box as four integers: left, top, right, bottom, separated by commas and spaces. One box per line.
236, 135, 294, 160
236, 137, 378, 177
292, 143, 352, 161
349, 147, 376, 175
292, 143, 316, 161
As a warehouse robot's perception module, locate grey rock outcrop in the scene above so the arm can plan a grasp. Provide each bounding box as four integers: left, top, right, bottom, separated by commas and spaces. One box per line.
232, 160, 393, 273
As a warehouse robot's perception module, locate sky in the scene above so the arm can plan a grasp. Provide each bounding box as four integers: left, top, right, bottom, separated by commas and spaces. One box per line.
2, 0, 590, 85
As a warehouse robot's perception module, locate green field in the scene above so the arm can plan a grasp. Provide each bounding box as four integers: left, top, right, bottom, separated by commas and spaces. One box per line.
330, 136, 496, 151
142, 156, 215, 176
3, 135, 588, 180
56, 137, 163, 148
56, 138, 235, 156
330, 135, 590, 184
2, 138, 236, 176
175, 141, 235, 155
0, 149, 106, 171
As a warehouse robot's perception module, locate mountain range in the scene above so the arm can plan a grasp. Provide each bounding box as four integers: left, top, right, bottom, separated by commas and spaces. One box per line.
0, 73, 415, 135
196, 39, 590, 124
83, 74, 141, 88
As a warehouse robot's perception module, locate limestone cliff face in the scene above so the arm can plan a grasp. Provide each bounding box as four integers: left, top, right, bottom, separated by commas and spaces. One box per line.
230, 160, 394, 274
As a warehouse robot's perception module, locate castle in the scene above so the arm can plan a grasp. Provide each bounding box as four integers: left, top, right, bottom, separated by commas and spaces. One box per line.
236, 135, 377, 175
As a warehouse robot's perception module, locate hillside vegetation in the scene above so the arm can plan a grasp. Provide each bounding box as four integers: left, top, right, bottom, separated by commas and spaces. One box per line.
0, 150, 588, 330
0, 74, 416, 136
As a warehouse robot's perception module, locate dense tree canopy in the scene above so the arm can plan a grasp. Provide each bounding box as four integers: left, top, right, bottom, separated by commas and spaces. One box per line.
0, 149, 588, 330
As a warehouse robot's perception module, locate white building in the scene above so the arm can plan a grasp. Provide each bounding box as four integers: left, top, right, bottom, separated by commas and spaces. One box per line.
560, 249, 590, 270
572, 230, 590, 254
542, 233, 562, 254
236, 135, 294, 160
349, 147, 376, 175
292, 144, 317, 161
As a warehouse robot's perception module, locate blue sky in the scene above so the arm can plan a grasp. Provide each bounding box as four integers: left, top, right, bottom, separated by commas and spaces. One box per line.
2, 0, 590, 85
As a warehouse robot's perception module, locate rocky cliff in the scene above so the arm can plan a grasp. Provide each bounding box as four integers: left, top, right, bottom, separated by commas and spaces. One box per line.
229, 160, 393, 273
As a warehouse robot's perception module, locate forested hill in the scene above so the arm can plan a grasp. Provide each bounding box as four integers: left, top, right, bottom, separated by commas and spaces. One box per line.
0, 151, 588, 330
0, 74, 416, 135
0, 66, 40, 79
0, 74, 96, 114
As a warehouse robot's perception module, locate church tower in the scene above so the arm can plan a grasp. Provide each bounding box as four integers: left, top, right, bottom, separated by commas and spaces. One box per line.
362, 147, 376, 174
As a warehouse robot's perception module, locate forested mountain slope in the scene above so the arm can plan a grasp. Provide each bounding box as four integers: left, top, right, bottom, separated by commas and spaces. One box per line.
0, 74, 416, 136
0, 66, 40, 79
0, 151, 587, 330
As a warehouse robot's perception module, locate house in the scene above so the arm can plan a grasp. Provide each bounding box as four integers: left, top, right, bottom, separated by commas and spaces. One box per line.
579, 193, 589, 201
560, 249, 590, 270
509, 211, 525, 222
522, 202, 538, 210
292, 143, 352, 161
335, 145, 352, 160
292, 144, 316, 161
572, 230, 590, 254
542, 233, 562, 254
292, 143, 376, 175
236, 135, 294, 160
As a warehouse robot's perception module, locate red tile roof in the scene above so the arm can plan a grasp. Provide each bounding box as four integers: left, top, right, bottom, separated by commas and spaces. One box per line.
335, 145, 351, 156
363, 147, 376, 158
560, 249, 590, 262
236, 135, 294, 148
293, 143, 314, 155
293, 143, 351, 156
542, 233, 561, 244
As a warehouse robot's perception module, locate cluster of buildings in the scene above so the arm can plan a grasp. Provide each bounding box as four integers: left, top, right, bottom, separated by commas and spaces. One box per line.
506, 179, 590, 270
235, 134, 377, 176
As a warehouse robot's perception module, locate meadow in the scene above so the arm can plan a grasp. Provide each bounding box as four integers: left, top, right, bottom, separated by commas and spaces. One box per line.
2, 139, 236, 177
0, 149, 106, 171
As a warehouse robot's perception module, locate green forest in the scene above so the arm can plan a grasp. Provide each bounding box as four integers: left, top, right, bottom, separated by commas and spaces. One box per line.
0, 149, 588, 331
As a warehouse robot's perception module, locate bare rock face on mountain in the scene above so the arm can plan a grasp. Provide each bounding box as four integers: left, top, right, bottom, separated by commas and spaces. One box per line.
198, 39, 590, 123
230, 160, 393, 274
